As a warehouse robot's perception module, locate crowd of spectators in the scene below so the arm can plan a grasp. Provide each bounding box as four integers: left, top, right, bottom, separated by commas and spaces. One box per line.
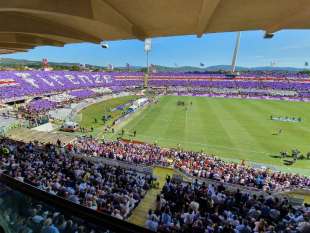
0, 137, 309, 232
27, 99, 58, 113
166, 86, 300, 99
0, 71, 116, 102
14, 89, 113, 129
75, 138, 310, 192
145, 178, 310, 232
0, 184, 111, 233
20, 90, 107, 116
0, 139, 152, 220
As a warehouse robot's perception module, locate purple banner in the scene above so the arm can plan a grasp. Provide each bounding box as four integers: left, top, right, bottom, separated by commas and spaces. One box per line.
0, 71, 114, 101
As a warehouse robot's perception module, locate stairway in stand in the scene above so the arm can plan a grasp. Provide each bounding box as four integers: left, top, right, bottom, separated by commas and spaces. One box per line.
127, 167, 175, 227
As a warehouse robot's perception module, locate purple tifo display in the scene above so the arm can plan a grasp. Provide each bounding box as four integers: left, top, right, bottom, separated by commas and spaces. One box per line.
1, 70, 310, 102
0, 71, 115, 101
27, 99, 57, 112
69, 89, 95, 98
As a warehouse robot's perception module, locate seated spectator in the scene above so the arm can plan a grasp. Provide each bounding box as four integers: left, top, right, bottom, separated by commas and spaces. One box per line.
0, 139, 151, 220
147, 179, 309, 232
75, 137, 310, 191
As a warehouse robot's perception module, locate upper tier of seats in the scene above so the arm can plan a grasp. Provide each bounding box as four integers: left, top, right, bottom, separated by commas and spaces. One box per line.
0, 71, 115, 102
2, 71, 310, 102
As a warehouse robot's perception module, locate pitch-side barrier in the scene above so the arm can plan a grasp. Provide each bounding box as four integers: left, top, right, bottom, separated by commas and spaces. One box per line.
76, 153, 279, 196
173, 168, 269, 194
76, 153, 309, 201
75, 154, 153, 176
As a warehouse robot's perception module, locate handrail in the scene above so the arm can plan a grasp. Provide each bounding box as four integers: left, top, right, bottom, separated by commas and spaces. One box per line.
0, 173, 152, 233
173, 168, 272, 196
80, 154, 309, 195
167, 167, 310, 195
76, 154, 154, 175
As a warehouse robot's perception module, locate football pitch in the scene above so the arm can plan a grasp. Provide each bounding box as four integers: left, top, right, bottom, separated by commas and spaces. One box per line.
120, 95, 310, 175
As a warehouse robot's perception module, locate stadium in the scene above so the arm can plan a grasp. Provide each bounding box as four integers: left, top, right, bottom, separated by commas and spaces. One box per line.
0, 1, 310, 233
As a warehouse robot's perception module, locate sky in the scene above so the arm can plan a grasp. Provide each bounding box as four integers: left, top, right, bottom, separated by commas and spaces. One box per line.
1, 30, 310, 68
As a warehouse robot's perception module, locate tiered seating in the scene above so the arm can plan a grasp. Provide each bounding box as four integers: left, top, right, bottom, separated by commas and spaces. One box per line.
2, 71, 310, 102
0, 139, 152, 220
75, 138, 310, 192
0, 71, 115, 102
1, 137, 309, 232
108, 71, 310, 100
145, 178, 310, 232
0, 183, 110, 233
27, 99, 57, 112
68, 89, 96, 99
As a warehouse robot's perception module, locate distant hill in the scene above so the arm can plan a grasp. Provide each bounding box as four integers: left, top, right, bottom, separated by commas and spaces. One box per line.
143, 64, 304, 72
248, 66, 302, 72
0, 58, 104, 70
0, 58, 41, 66
153, 65, 305, 72
0, 58, 306, 72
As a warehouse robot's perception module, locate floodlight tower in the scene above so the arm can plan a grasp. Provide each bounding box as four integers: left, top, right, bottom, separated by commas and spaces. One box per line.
144, 38, 152, 88
231, 32, 241, 74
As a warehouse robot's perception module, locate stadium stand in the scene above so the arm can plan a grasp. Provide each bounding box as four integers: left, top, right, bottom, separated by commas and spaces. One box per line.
145, 178, 310, 232
75, 138, 310, 192
4, 135, 309, 232
3, 71, 310, 105
2, 1, 310, 232
0, 71, 114, 102
0, 139, 152, 220
0, 174, 151, 233
1, 71, 310, 233
0, 179, 112, 233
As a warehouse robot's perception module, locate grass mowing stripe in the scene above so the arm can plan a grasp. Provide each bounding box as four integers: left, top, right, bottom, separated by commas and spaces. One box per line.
222, 99, 273, 158
202, 98, 236, 153
98, 96, 310, 176
208, 99, 263, 160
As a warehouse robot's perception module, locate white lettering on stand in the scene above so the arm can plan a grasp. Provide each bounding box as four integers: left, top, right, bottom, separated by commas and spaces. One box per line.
15, 73, 39, 88
41, 78, 55, 87
93, 74, 104, 84
65, 75, 80, 85
50, 75, 64, 86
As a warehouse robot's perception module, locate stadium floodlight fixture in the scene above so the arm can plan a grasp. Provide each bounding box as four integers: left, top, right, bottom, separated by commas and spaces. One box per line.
231, 32, 241, 74
100, 41, 109, 48
144, 38, 152, 52
264, 32, 274, 39
144, 38, 152, 89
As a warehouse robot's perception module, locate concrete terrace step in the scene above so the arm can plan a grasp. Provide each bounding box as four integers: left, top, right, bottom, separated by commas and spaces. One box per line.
7, 127, 76, 145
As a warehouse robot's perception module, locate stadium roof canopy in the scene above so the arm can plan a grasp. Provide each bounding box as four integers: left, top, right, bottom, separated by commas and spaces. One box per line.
0, 0, 309, 53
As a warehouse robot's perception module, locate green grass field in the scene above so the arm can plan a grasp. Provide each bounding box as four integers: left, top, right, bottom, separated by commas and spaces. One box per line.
76, 95, 138, 136
119, 96, 310, 175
